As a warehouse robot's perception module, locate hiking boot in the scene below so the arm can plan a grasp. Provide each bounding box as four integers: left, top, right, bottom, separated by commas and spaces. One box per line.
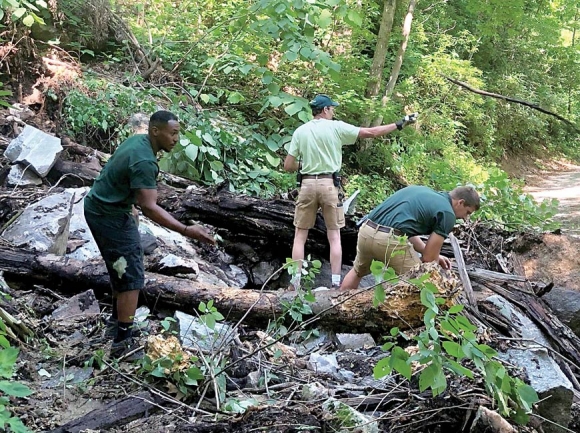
110, 337, 144, 361
104, 317, 150, 339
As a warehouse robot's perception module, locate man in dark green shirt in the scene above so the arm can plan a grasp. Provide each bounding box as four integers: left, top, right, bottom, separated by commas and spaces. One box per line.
340, 185, 480, 290
84, 110, 215, 357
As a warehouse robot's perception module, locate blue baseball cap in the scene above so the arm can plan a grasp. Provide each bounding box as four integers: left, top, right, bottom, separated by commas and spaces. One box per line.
309, 94, 339, 109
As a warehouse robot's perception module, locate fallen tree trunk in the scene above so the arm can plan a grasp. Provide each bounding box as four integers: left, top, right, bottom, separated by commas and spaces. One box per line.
156, 183, 360, 263
0, 245, 457, 333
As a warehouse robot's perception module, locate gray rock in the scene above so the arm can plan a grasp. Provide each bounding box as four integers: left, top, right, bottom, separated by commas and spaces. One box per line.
42, 366, 94, 389
51, 290, 100, 325
1, 190, 74, 254
486, 295, 573, 432
251, 261, 277, 287
128, 113, 149, 134
6, 125, 62, 177
542, 287, 580, 337
174, 310, 236, 352
308, 352, 339, 375
302, 381, 333, 401
336, 333, 376, 350
6, 164, 42, 186
157, 253, 200, 275
292, 329, 335, 356
65, 187, 100, 261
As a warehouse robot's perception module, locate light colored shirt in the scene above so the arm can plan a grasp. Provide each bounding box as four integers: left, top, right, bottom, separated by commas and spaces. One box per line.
286, 119, 359, 174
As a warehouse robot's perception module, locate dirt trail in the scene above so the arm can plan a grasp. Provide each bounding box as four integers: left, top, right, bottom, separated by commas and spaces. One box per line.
524, 161, 580, 235
517, 161, 580, 292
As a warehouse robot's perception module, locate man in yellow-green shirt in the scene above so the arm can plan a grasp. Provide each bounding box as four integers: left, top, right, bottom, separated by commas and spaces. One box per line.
284, 94, 417, 289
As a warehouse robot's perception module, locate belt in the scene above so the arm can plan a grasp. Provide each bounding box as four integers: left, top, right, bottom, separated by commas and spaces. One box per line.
301, 173, 333, 180
365, 220, 404, 236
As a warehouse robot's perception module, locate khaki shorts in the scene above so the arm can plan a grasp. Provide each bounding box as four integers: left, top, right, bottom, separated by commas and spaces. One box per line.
294, 178, 345, 230
352, 221, 421, 277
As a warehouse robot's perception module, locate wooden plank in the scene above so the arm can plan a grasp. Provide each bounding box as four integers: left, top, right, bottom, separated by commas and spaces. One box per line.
449, 233, 478, 311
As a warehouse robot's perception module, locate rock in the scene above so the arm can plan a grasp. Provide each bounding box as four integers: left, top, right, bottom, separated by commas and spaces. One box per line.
128, 113, 149, 134
542, 287, 580, 337
6, 125, 63, 177
174, 310, 236, 352
153, 253, 200, 276
486, 295, 573, 432
6, 164, 43, 186
292, 329, 336, 356
322, 397, 379, 433
302, 381, 333, 401
251, 261, 277, 287
50, 289, 100, 325
308, 352, 339, 375
65, 187, 100, 261
42, 366, 94, 389
336, 333, 376, 350
1, 190, 74, 254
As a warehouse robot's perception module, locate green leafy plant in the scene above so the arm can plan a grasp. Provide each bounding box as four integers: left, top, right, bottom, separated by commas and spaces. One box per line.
372, 264, 539, 424
0, 320, 33, 433
0, 0, 46, 26
198, 300, 225, 330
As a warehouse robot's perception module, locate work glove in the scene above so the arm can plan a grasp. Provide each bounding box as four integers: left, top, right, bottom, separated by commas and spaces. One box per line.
395, 112, 418, 130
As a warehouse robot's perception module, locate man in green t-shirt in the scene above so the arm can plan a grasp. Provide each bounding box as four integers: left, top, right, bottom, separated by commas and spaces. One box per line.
284, 94, 418, 289
340, 185, 480, 290
84, 110, 215, 358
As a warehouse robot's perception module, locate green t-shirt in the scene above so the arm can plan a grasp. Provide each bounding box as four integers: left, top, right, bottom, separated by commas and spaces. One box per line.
368, 185, 456, 238
286, 119, 359, 174
85, 134, 158, 216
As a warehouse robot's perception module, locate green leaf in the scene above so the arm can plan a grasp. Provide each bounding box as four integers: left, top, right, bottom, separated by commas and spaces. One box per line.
516, 383, 539, 410
316, 9, 333, 28
184, 144, 199, 162
442, 341, 464, 359
390, 327, 399, 337
202, 133, 217, 146
284, 102, 303, 116
0, 336, 9, 349
419, 363, 437, 392
346, 9, 363, 27
448, 305, 464, 314
227, 92, 244, 103
391, 347, 411, 379
0, 347, 18, 378
210, 160, 224, 171
447, 359, 473, 378
477, 344, 498, 358
12, 8, 26, 18
263, 153, 279, 167
373, 357, 392, 379
420, 288, 437, 311
0, 380, 32, 397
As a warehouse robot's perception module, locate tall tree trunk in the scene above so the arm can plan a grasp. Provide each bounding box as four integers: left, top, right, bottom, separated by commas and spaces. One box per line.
568, 7, 578, 115
360, 0, 398, 150
371, 0, 417, 127
364, 0, 398, 101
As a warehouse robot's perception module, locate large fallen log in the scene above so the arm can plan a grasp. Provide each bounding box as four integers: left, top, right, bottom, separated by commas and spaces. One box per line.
156, 183, 360, 263
0, 245, 459, 333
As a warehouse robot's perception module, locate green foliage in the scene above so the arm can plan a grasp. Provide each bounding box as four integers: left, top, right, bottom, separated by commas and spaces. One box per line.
198, 300, 225, 330
61, 77, 158, 148
476, 169, 560, 231
158, 108, 286, 197
0, 82, 12, 108
0, 313, 33, 433
0, 0, 46, 27
343, 174, 396, 214
372, 268, 539, 423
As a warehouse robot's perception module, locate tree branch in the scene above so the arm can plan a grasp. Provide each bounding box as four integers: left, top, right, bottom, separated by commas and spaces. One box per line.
443, 75, 580, 133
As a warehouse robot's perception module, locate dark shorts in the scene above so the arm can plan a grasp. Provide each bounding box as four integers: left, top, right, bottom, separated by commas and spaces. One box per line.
84, 202, 144, 292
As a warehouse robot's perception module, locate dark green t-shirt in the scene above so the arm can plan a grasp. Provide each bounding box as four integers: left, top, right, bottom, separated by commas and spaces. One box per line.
367, 185, 456, 238
85, 134, 158, 216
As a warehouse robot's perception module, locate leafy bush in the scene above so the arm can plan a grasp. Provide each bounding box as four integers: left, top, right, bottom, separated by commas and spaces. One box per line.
371, 265, 539, 424
61, 77, 158, 148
